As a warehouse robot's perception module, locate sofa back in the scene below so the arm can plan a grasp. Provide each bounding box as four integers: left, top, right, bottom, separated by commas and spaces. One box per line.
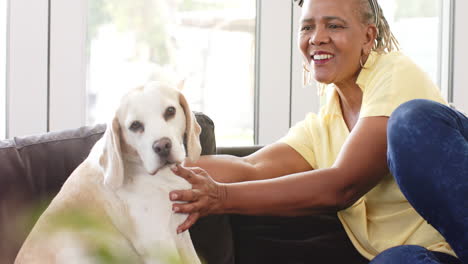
0, 113, 233, 264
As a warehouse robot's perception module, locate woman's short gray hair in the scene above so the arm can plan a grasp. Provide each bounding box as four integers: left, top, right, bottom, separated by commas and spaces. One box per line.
293, 0, 399, 53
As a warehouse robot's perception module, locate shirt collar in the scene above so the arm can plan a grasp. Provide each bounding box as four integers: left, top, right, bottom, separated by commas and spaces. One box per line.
356, 51, 378, 92
319, 84, 342, 117
320, 51, 380, 117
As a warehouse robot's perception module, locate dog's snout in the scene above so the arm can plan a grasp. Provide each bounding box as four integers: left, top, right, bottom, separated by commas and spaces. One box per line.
153, 137, 172, 157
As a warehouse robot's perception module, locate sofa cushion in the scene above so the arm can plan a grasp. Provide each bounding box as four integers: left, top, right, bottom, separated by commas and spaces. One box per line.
218, 145, 368, 264
231, 214, 368, 264
0, 112, 234, 264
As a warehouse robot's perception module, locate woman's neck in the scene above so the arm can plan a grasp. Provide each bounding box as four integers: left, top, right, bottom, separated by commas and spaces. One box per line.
334, 81, 363, 132
334, 81, 363, 114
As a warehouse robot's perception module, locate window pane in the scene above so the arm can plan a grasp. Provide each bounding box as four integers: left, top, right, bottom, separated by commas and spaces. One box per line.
0, 0, 7, 139
381, 0, 443, 86
86, 0, 256, 146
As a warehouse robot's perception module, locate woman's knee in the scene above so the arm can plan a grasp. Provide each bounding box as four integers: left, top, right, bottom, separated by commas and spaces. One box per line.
387, 99, 450, 163
386, 100, 450, 190
388, 99, 440, 141
371, 245, 439, 264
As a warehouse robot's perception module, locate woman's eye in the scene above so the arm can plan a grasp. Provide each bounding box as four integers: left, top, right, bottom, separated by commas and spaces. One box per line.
129, 121, 144, 132
328, 24, 344, 29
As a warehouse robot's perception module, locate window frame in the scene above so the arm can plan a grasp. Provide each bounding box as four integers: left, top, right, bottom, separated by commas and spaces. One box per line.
439, 0, 455, 102
6, 0, 49, 138
452, 0, 468, 112
4, 0, 463, 140
0, 0, 8, 139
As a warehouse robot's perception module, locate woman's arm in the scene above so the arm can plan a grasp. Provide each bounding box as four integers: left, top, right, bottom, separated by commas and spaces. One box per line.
171, 116, 389, 232
184, 142, 313, 183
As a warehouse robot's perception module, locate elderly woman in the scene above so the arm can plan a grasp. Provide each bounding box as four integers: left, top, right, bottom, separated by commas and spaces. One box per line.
170, 0, 467, 263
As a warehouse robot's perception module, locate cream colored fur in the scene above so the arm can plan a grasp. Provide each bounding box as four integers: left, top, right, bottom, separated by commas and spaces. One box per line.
15, 82, 202, 264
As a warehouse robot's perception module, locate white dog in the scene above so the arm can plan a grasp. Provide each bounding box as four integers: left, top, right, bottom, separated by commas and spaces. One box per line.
15, 82, 203, 264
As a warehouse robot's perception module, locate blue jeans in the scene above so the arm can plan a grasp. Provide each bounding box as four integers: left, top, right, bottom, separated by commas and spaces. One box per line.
372, 99, 467, 264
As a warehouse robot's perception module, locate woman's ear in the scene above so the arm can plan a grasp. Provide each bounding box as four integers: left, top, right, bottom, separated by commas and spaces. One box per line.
364, 24, 378, 53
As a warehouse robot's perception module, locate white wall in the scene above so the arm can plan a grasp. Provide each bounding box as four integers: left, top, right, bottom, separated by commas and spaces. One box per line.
453, 0, 468, 113
49, 0, 87, 132
256, 1, 321, 144
290, 2, 320, 126
256, 0, 293, 145
7, 0, 49, 137
0, 0, 7, 138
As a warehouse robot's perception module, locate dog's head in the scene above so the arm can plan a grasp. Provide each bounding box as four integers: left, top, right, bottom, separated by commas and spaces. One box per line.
99, 81, 202, 189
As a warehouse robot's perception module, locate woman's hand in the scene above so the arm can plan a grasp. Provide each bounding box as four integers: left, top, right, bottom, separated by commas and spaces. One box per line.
169, 164, 227, 233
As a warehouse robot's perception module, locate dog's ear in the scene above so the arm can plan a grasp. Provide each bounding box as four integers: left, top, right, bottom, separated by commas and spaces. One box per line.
99, 116, 125, 189
179, 92, 202, 161
177, 79, 185, 91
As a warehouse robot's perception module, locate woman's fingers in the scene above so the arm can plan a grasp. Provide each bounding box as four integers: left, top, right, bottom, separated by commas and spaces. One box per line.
171, 164, 198, 182
169, 165, 224, 233
177, 212, 200, 234
170, 189, 199, 202
172, 199, 202, 214
190, 167, 209, 176
171, 165, 210, 186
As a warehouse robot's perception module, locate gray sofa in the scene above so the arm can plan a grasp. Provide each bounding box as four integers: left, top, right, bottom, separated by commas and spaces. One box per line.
0, 113, 367, 264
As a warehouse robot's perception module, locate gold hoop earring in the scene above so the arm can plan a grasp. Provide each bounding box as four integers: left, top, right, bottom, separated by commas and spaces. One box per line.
303, 63, 326, 96
360, 56, 365, 68
303, 63, 313, 86
360, 49, 370, 68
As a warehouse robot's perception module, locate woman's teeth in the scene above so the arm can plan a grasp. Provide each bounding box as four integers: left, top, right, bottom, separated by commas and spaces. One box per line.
313, 54, 334, 60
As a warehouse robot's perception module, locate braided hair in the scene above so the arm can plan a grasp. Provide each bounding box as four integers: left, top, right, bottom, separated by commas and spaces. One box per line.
293, 0, 400, 53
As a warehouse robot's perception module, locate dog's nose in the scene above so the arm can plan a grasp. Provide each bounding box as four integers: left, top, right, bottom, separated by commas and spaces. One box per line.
153, 137, 172, 157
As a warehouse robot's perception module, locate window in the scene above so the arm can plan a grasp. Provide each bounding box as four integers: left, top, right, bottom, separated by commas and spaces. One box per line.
0, 0, 7, 139
3, 0, 456, 141
381, 0, 450, 94
86, 0, 256, 146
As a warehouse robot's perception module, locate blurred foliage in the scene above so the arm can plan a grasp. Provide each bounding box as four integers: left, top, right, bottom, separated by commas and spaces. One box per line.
88, 0, 172, 64
88, 0, 112, 42
48, 208, 184, 264
105, 0, 172, 64
394, 0, 440, 20
21, 199, 52, 232
87, 0, 248, 64
18, 198, 188, 263
179, 0, 227, 11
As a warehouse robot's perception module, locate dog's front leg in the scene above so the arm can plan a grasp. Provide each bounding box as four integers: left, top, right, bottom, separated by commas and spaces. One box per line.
171, 213, 201, 264
175, 230, 202, 264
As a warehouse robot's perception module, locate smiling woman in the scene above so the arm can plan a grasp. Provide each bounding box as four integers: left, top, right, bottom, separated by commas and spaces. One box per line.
297, 0, 450, 98
167, 0, 465, 263
298, 0, 377, 88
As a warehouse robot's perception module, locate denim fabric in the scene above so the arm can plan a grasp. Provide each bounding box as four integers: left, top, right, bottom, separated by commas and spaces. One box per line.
370, 245, 461, 264
384, 99, 467, 264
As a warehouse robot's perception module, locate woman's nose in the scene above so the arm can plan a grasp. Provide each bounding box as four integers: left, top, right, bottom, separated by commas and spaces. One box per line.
309, 27, 329, 46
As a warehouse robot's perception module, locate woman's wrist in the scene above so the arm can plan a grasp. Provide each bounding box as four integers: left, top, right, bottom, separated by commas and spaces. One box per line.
216, 182, 229, 214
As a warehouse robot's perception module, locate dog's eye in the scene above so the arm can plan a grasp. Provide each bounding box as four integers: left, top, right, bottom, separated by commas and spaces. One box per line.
129, 121, 144, 132
164, 106, 176, 120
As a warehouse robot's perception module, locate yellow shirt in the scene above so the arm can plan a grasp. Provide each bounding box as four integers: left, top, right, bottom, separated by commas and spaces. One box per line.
280, 51, 455, 260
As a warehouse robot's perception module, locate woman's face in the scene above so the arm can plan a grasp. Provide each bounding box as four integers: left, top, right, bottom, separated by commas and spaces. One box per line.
299, 0, 374, 86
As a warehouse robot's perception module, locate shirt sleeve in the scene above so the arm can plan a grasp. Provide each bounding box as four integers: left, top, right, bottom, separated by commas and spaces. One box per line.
278, 113, 319, 170
360, 55, 446, 118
